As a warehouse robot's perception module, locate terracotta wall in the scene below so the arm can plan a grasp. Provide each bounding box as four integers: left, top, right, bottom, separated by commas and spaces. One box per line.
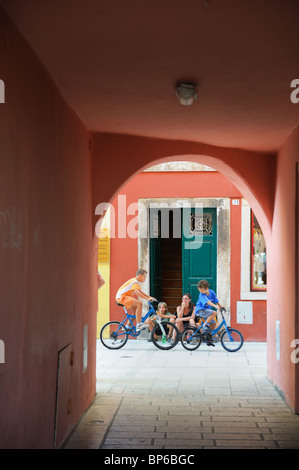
0, 12, 97, 447
267, 124, 299, 412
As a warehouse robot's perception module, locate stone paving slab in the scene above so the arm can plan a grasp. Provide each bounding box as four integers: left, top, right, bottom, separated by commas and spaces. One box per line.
63, 341, 299, 449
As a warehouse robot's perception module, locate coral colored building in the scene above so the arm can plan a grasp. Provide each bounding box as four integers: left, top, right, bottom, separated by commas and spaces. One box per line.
98, 162, 267, 342
1, 0, 299, 449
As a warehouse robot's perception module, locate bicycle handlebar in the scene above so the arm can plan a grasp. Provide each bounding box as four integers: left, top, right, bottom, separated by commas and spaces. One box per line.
219, 307, 232, 320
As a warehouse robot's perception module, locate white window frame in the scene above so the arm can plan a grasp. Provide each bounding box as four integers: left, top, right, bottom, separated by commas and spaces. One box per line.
241, 199, 267, 300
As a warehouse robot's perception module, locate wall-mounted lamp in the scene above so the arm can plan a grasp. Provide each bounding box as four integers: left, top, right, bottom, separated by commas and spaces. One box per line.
175, 82, 197, 106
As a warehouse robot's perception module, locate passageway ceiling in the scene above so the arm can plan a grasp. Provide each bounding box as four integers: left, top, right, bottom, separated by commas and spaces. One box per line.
1, 0, 299, 153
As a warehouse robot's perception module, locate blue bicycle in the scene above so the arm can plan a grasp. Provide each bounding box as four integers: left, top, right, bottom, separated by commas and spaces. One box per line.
180, 308, 243, 352
100, 300, 180, 350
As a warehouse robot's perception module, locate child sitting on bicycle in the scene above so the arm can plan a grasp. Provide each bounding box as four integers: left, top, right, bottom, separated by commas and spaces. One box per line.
195, 280, 225, 334
115, 269, 155, 331
146, 302, 176, 341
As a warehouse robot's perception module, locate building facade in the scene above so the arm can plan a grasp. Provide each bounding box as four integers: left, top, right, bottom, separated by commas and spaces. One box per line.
98, 162, 267, 341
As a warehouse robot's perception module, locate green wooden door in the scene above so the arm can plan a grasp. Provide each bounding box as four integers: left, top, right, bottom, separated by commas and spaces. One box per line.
149, 208, 162, 301
182, 208, 217, 304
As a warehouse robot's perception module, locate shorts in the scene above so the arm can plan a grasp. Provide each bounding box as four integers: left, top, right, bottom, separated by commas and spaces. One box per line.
116, 295, 135, 310
196, 309, 216, 321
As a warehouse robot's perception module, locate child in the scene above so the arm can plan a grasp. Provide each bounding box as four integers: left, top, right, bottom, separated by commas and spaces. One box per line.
195, 280, 224, 333
156, 302, 176, 324
115, 269, 155, 331
146, 302, 176, 341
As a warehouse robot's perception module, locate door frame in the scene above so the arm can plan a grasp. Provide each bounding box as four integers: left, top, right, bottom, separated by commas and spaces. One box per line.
138, 197, 231, 314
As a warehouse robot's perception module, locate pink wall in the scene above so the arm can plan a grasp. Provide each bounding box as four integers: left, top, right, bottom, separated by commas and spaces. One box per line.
267, 124, 299, 412
108, 171, 267, 341
0, 12, 97, 447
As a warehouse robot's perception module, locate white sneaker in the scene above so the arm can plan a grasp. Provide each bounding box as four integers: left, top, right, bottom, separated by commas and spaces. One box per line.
136, 322, 149, 331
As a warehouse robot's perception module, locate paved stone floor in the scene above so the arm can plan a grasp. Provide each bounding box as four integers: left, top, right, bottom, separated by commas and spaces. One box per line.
63, 340, 299, 449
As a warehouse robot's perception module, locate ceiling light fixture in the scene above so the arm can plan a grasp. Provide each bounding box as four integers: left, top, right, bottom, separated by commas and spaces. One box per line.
175, 82, 197, 106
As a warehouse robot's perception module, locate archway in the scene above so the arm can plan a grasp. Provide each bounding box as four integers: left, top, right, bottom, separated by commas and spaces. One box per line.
93, 134, 273, 376
92, 134, 273, 243
92, 133, 299, 415
97, 159, 267, 344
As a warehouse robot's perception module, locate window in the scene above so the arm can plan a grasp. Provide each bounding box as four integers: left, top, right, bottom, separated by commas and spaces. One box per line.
251, 211, 267, 291
190, 212, 213, 235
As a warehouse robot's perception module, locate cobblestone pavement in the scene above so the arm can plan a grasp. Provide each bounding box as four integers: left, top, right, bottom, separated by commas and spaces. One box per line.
63, 341, 299, 449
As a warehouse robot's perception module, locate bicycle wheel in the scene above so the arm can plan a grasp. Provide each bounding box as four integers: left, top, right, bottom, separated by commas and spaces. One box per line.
100, 321, 128, 349
181, 327, 202, 351
220, 328, 243, 352
151, 322, 180, 350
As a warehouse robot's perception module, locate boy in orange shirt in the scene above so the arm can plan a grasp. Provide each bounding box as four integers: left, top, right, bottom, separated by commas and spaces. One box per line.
116, 269, 155, 331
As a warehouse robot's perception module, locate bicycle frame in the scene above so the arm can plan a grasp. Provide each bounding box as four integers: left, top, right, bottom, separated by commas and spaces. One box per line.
100, 300, 181, 351
116, 301, 157, 338
194, 309, 234, 341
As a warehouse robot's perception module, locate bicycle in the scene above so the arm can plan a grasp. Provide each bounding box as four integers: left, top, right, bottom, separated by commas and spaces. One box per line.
180, 308, 243, 352
100, 300, 180, 351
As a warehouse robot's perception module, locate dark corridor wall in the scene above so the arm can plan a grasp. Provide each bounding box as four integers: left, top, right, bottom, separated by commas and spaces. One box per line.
0, 10, 98, 448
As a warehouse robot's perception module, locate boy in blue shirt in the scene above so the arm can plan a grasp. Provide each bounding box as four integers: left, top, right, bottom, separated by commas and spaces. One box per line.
195, 279, 224, 333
